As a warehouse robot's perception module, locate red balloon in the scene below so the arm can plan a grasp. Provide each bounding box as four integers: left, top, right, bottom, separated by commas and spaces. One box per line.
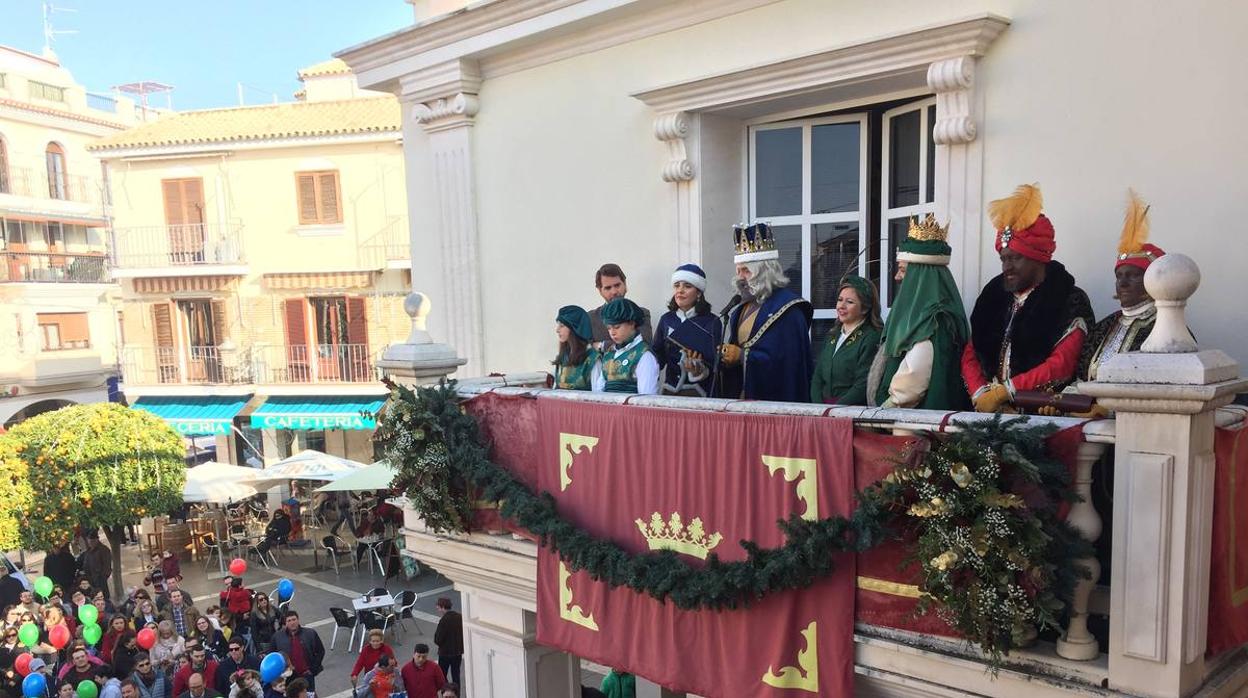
229, 559, 247, 576
14, 652, 32, 676
137, 628, 157, 650
48, 624, 70, 650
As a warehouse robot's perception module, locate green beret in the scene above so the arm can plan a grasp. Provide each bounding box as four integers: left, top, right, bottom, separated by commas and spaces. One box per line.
601, 298, 643, 325
556, 305, 593, 341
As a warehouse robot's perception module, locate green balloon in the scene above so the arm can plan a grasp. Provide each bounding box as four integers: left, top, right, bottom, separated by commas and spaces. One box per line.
82, 622, 102, 646
17, 622, 38, 648
77, 680, 99, 698
77, 604, 98, 626
32, 576, 53, 599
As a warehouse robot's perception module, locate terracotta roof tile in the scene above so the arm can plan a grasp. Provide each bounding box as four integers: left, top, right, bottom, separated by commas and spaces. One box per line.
298, 58, 352, 79
88, 97, 400, 152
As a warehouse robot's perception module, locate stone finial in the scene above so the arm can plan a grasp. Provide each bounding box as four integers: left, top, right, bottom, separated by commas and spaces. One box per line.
403, 292, 433, 345
1142, 253, 1199, 353
377, 291, 467, 385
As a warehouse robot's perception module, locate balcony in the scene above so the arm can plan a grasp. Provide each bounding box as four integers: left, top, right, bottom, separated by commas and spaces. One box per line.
120, 343, 379, 389
108, 222, 246, 277
252, 343, 378, 385
0, 251, 109, 283
358, 215, 410, 269
0, 166, 108, 219
120, 345, 252, 387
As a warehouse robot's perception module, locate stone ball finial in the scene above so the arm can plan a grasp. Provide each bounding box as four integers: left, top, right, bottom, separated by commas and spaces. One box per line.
1144, 253, 1200, 303
1141, 253, 1199, 353
403, 292, 432, 345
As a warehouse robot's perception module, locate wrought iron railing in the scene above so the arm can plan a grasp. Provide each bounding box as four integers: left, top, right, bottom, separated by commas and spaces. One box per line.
120, 345, 252, 385
0, 251, 109, 283
1, 165, 104, 206
252, 343, 377, 384
109, 222, 245, 269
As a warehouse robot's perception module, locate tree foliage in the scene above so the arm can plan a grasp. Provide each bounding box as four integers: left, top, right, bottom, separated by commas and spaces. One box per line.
0, 437, 33, 551
5, 403, 185, 550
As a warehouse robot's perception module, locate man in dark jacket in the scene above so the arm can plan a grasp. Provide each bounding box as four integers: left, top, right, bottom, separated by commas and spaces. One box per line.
43, 543, 77, 592
272, 612, 324, 691
213, 639, 259, 689
432, 598, 463, 687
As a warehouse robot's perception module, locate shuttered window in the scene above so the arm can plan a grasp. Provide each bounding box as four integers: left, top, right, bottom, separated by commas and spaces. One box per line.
295, 170, 342, 225
37, 312, 89, 350
151, 301, 179, 383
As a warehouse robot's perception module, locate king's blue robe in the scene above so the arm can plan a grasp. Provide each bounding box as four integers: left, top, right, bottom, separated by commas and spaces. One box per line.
716, 287, 814, 402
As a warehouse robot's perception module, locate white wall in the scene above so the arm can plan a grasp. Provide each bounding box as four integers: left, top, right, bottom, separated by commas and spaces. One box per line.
409, 0, 1248, 374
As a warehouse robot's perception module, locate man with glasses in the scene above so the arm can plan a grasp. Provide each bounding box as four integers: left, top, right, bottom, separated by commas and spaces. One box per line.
213, 640, 258, 689
130, 652, 171, 698
172, 647, 219, 697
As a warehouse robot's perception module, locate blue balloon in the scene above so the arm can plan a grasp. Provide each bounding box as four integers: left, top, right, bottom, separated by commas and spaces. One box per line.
259, 652, 285, 685
276, 578, 295, 601
22, 672, 47, 698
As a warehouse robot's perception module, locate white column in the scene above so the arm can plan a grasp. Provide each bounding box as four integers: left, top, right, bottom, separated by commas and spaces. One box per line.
401, 62, 486, 377
1081, 254, 1248, 697
460, 585, 581, 698
1057, 440, 1107, 660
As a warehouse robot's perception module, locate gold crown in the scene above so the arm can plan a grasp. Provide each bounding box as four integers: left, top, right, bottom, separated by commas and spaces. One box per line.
634, 511, 723, 560
907, 213, 950, 242
734, 223, 777, 256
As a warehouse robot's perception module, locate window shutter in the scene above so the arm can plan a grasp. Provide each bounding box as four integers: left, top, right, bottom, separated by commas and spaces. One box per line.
152, 302, 174, 347
318, 173, 341, 223
296, 175, 318, 224
283, 298, 307, 347
211, 299, 228, 345
345, 297, 368, 347
162, 180, 185, 226
183, 179, 205, 224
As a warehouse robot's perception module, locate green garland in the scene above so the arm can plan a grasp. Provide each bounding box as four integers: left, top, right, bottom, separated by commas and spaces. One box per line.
376, 381, 1090, 660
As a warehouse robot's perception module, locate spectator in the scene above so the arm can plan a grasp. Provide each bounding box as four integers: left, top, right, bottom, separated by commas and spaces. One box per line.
172, 647, 219, 697
119, 587, 143, 621
0, 623, 21, 695
150, 621, 185, 670
190, 616, 228, 661
93, 589, 118, 619
218, 579, 251, 629
130, 652, 170, 698
271, 612, 323, 692
350, 630, 395, 683
432, 598, 462, 688
178, 672, 222, 698
399, 644, 445, 698
257, 513, 291, 557
227, 670, 263, 698
438, 689, 458, 698
356, 654, 398, 698
100, 676, 124, 698
261, 673, 285, 698
134, 599, 161, 630
284, 678, 306, 698
113, 632, 141, 679
156, 578, 183, 614
161, 590, 200, 640
44, 543, 78, 594
82, 537, 114, 599
214, 640, 258, 689
61, 646, 106, 688
59, 682, 76, 698
103, 615, 132, 665
248, 595, 278, 654
121, 680, 143, 698
0, 563, 25, 610
17, 589, 42, 616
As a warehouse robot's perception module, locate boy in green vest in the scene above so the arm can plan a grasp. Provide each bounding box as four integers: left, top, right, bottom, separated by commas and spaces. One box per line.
591, 298, 659, 394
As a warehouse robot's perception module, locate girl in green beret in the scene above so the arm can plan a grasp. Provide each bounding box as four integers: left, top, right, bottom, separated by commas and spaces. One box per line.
810, 276, 883, 405
553, 305, 598, 390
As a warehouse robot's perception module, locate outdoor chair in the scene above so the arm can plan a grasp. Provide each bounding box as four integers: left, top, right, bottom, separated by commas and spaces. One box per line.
333, 535, 358, 572
393, 590, 418, 634
328, 607, 358, 651
200, 533, 226, 574
321, 536, 347, 575
364, 587, 389, 599
360, 607, 397, 648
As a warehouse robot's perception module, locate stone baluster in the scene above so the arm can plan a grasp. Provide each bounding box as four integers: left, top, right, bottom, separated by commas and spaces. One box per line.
1056, 440, 1108, 660
1081, 254, 1248, 696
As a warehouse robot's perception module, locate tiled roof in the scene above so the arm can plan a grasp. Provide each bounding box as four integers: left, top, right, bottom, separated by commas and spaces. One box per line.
88, 97, 400, 152
0, 97, 127, 129
298, 58, 352, 79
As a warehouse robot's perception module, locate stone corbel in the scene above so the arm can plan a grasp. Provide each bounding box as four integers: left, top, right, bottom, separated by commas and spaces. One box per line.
654, 111, 694, 182
413, 93, 481, 134
926, 56, 977, 145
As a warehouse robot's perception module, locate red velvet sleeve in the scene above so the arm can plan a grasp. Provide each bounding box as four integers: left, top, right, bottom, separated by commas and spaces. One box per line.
1008, 329, 1086, 392
960, 341, 989, 395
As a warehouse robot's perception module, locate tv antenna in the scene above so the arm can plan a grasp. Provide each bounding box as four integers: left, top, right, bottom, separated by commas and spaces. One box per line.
42, 1, 78, 57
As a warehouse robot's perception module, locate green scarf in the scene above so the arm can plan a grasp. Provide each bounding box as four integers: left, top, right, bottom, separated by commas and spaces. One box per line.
881, 262, 969, 357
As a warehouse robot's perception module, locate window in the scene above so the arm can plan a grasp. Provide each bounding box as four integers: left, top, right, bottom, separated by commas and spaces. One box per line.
37, 312, 90, 351
284, 296, 369, 382
28, 80, 65, 102
748, 96, 936, 348
295, 170, 342, 225
161, 178, 206, 263
46, 143, 67, 200
0, 73, 7, 90
0, 135, 9, 194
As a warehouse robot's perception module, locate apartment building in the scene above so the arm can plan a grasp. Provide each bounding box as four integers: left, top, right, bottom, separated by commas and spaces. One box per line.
0, 45, 148, 426
90, 59, 410, 464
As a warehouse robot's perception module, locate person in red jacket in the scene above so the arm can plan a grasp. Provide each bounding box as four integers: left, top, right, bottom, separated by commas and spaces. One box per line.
350, 630, 396, 683
218, 577, 251, 630
399, 644, 445, 698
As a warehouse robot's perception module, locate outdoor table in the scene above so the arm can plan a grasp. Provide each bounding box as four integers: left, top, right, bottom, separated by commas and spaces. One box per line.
351, 593, 396, 650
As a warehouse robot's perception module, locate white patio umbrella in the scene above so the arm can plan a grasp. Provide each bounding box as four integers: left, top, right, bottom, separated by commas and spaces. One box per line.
314, 460, 398, 492
249, 449, 370, 483
183, 462, 261, 504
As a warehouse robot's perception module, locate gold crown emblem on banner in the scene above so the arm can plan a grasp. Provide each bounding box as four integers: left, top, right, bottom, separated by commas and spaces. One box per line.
907, 213, 950, 242
634, 512, 723, 560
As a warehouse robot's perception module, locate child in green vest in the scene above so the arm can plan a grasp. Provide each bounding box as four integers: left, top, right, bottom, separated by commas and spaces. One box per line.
553, 305, 598, 390
591, 298, 659, 394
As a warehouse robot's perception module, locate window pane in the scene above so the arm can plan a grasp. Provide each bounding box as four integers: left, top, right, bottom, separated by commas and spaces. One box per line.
772, 224, 803, 296
887, 217, 909, 302
926, 105, 936, 204
811, 319, 837, 362
889, 109, 921, 208
754, 128, 802, 217
811, 122, 859, 214
810, 223, 860, 309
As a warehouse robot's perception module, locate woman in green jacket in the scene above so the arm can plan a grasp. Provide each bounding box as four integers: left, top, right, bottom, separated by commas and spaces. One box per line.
810, 276, 882, 405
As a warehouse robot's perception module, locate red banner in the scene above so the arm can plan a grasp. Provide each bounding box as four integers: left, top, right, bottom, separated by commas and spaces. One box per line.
1209, 424, 1248, 656
533, 399, 857, 698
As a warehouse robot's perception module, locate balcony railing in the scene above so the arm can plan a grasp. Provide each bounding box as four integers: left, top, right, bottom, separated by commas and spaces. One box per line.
120, 345, 252, 386
252, 343, 377, 384
358, 215, 410, 268
109, 222, 245, 269
1, 166, 104, 206
0, 251, 109, 283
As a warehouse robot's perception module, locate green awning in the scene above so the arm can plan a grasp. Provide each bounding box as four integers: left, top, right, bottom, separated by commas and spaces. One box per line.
132, 395, 250, 436
249, 395, 385, 431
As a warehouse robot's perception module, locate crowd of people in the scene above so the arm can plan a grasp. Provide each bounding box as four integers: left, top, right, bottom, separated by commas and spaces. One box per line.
553, 184, 1166, 417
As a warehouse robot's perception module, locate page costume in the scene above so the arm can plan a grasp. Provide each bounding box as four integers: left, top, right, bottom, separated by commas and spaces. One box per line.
553, 305, 599, 391
590, 298, 659, 394
810, 276, 881, 405
652, 264, 723, 397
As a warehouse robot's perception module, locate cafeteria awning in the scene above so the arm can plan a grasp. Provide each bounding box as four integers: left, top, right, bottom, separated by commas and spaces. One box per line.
133, 395, 250, 436
248, 395, 385, 431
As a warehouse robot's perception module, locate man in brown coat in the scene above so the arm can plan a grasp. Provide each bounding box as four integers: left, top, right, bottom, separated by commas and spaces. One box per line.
432, 597, 463, 687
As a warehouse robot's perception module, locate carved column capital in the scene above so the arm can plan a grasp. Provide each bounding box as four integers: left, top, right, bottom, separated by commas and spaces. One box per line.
413, 92, 481, 133
927, 56, 977, 145
654, 111, 694, 182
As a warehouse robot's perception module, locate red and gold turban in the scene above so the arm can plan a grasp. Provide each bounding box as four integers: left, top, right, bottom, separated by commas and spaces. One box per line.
989, 184, 1055, 263
1116, 189, 1165, 271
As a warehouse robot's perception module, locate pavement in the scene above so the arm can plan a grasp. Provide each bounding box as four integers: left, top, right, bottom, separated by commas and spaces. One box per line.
16, 528, 460, 698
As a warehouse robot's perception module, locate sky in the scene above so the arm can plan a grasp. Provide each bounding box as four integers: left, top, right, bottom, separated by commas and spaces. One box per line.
0, 1, 413, 110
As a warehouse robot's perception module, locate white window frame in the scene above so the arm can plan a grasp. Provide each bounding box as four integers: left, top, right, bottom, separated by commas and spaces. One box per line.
747, 113, 869, 323
879, 97, 937, 309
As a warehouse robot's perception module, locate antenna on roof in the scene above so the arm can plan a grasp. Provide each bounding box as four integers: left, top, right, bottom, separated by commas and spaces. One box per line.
42, 1, 78, 58
236, 82, 280, 106
114, 81, 175, 115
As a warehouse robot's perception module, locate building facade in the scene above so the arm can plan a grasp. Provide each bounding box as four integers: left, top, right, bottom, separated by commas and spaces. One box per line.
0, 45, 148, 426
90, 60, 411, 465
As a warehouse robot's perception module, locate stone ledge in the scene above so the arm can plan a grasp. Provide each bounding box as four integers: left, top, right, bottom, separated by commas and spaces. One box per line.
1096, 350, 1240, 385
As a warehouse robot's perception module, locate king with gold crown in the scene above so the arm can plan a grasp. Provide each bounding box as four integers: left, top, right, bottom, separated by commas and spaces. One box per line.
866, 213, 971, 410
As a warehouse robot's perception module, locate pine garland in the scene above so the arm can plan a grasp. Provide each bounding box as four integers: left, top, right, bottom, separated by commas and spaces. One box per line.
376, 381, 1091, 660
